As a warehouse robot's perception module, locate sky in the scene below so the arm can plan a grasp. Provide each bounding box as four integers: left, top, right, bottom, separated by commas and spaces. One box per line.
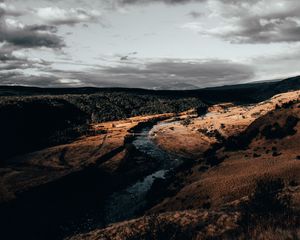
0, 0, 300, 89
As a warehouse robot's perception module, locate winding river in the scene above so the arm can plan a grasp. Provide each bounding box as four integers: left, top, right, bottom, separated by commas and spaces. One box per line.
103, 121, 187, 225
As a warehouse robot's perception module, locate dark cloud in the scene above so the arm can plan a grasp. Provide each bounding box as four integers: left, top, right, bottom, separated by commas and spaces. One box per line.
0, 48, 50, 85
203, 0, 300, 43
117, 0, 300, 43
0, 45, 18, 62
0, 72, 62, 87
0, 39, 52, 84
218, 16, 300, 44
120, 51, 138, 61
0, 25, 64, 48
27, 24, 58, 33
0, 2, 63, 49
0, 3, 62, 86
102, 60, 254, 88
50, 60, 254, 89
0, 59, 254, 89
0, 20, 64, 49
118, 0, 206, 5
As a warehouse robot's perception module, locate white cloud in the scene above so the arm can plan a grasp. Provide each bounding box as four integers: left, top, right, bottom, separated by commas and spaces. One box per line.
181, 22, 203, 32
0, 2, 23, 17
35, 7, 101, 26
58, 78, 82, 84
5, 18, 24, 29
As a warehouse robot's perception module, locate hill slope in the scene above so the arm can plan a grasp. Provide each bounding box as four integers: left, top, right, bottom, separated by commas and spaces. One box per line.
70, 90, 300, 240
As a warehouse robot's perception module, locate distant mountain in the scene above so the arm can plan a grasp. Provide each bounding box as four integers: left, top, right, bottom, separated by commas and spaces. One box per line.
271, 75, 300, 93
0, 75, 299, 104
196, 75, 300, 104
154, 82, 199, 90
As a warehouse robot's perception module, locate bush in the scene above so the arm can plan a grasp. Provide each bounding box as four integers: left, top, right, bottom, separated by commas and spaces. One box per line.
181, 116, 193, 127
244, 177, 290, 216
232, 177, 300, 240
128, 215, 194, 240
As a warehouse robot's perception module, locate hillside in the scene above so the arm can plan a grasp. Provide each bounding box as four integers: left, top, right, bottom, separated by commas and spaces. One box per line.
69, 90, 300, 240
0, 76, 300, 239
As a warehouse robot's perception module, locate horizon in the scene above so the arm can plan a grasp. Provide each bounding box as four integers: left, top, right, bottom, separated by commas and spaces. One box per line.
1, 0, 300, 89
0, 75, 292, 91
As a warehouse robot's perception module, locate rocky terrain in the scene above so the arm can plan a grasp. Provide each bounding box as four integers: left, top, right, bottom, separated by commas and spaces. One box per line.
1, 76, 300, 240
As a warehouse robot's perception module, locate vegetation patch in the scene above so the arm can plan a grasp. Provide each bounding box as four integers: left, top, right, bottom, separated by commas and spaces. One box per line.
231, 177, 300, 239
261, 115, 299, 140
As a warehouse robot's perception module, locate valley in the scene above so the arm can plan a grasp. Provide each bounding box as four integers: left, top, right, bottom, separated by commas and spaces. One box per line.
0, 76, 300, 239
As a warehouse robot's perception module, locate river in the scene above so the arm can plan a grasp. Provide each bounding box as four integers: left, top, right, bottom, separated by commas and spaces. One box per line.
102, 121, 187, 225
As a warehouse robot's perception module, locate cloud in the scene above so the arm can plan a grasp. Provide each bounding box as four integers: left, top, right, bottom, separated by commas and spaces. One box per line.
247, 19, 299, 44
0, 18, 64, 49
0, 2, 24, 17
35, 7, 101, 26
250, 46, 300, 80
0, 44, 18, 62
0, 44, 51, 84
219, 0, 300, 43
211, 15, 300, 44
102, 60, 254, 88
1, 0, 298, 89
27, 24, 58, 33
0, 72, 62, 87
58, 78, 82, 85
117, 0, 206, 5
182, 0, 300, 43
119, 51, 138, 61
58, 59, 253, 89
0, 58, 255, 89
0, 2, 64, 85
188, 11, 204, 18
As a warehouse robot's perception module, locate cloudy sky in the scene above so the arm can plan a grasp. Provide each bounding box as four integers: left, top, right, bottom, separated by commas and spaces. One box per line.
0, 0, 300, 89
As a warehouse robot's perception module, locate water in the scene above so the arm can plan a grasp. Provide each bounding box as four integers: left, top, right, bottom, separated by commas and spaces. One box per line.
103, 124, 185, 224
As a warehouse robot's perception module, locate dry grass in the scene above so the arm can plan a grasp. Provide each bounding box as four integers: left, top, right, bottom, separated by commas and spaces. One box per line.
151, 90, 300, 159
148, 92, 300, 214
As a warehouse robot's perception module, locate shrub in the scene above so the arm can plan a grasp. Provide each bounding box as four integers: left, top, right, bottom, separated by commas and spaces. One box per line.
233, 177, 300, 240
128, 215, 194, 240
181, 116, 193, 127
261, 116, 299, 140
244, 177, 290, 216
